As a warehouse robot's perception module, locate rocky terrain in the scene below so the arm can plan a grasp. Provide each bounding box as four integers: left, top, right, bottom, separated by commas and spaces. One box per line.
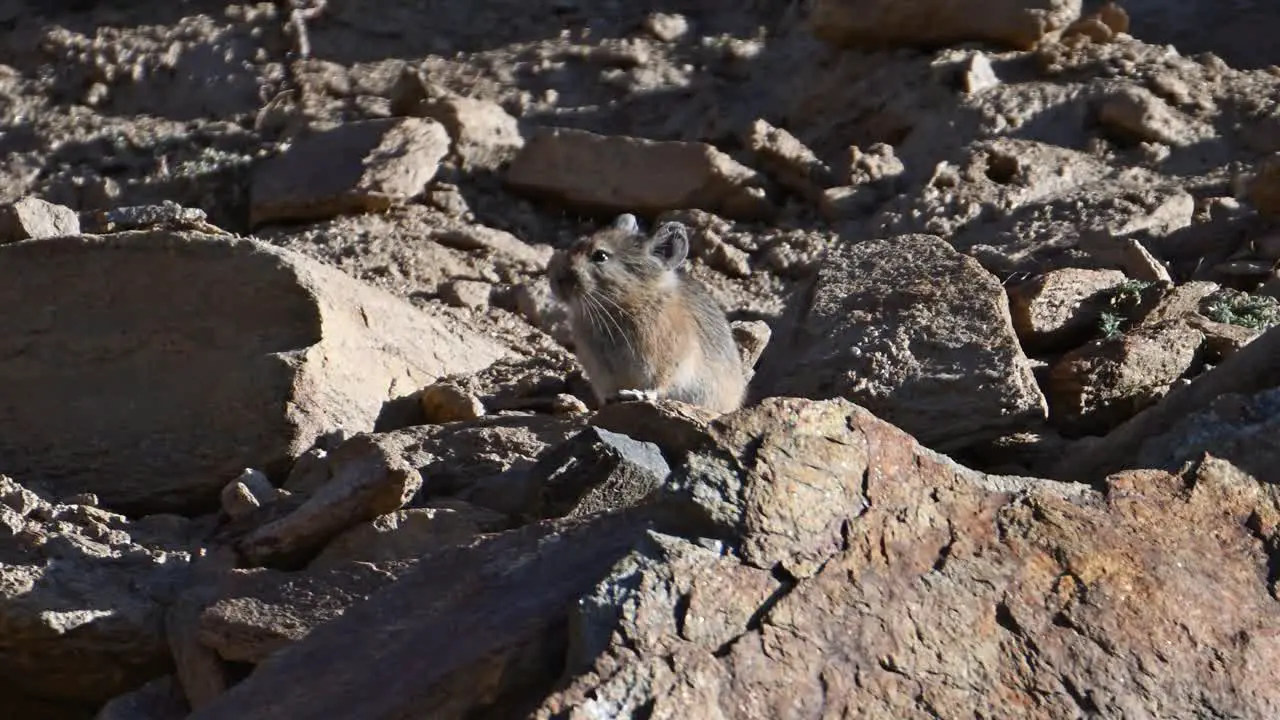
1, 0, 1279, 718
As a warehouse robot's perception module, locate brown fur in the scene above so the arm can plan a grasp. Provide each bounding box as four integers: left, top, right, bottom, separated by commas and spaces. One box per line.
547, 216, 746, 414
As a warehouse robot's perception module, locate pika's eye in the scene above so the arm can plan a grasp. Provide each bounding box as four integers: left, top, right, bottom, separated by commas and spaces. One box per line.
589, 249, 610, 263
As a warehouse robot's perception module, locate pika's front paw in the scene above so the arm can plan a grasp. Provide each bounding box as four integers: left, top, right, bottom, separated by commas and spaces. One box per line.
612, 388, 660, 404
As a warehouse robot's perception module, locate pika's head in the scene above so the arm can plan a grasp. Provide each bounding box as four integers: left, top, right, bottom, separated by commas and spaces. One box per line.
548, 214, 690, 305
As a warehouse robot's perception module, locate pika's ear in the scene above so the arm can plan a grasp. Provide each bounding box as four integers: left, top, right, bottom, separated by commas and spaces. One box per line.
649, 221, 690, 269
611, 213, 640, 234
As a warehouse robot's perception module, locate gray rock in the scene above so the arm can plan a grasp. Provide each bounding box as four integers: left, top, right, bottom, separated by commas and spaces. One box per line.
1006, 268, 1129, 352
532, 427, 671, 519
1048, 319, 1204, 436
198, 561, 417, 664
754, 233, 1047, 452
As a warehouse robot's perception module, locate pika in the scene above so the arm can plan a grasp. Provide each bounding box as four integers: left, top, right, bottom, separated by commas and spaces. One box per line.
547, 213, 746, 414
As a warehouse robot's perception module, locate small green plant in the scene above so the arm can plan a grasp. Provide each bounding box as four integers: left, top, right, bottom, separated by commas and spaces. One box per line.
1097, 311, 1125, 339
1094, 279, 1154, 339
1204, 292, 1280, 330
1109, 279, 1154, 306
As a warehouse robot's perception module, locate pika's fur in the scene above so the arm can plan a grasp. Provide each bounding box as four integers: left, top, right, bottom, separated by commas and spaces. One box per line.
547, 214, 746, 414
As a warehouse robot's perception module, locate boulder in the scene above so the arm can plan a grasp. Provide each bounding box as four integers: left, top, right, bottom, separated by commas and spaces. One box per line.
754, 233, 1047, 452
0, 231, 507, 514
505, 127, 772, 220
93, 676, 187, 720
197, 561, 417, 664
1053, 324, 1280, 482
536, 400, 1280, 719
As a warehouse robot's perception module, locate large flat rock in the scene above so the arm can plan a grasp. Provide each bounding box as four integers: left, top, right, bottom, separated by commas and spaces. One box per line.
0, 231, 508, 514
754, 233, 1047, 451
505, 127, 772, 220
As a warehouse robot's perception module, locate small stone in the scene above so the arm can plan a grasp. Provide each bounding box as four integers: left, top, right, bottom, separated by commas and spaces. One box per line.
744, 119, 833, 201
220, 481, 261, 519
1048, 319, 1204, 436
1096, 87, 1212, 148
419, 382, 486, 423
847, 142, 905, 186
549, 393, 590, 415
0, 197, 80, 243
1118, 237, 1172, 283
236, 468, 277, 501
962, 53, 1000, 93
414, 96, 525, 171
440, 279, 492, 310
590, 400, 717, 463
644, 12, 689, 42
531, 427, 671, 519
730, 319, 772, 370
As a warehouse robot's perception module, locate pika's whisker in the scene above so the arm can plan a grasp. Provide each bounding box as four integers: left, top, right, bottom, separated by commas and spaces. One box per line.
589, 290, 636, 357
